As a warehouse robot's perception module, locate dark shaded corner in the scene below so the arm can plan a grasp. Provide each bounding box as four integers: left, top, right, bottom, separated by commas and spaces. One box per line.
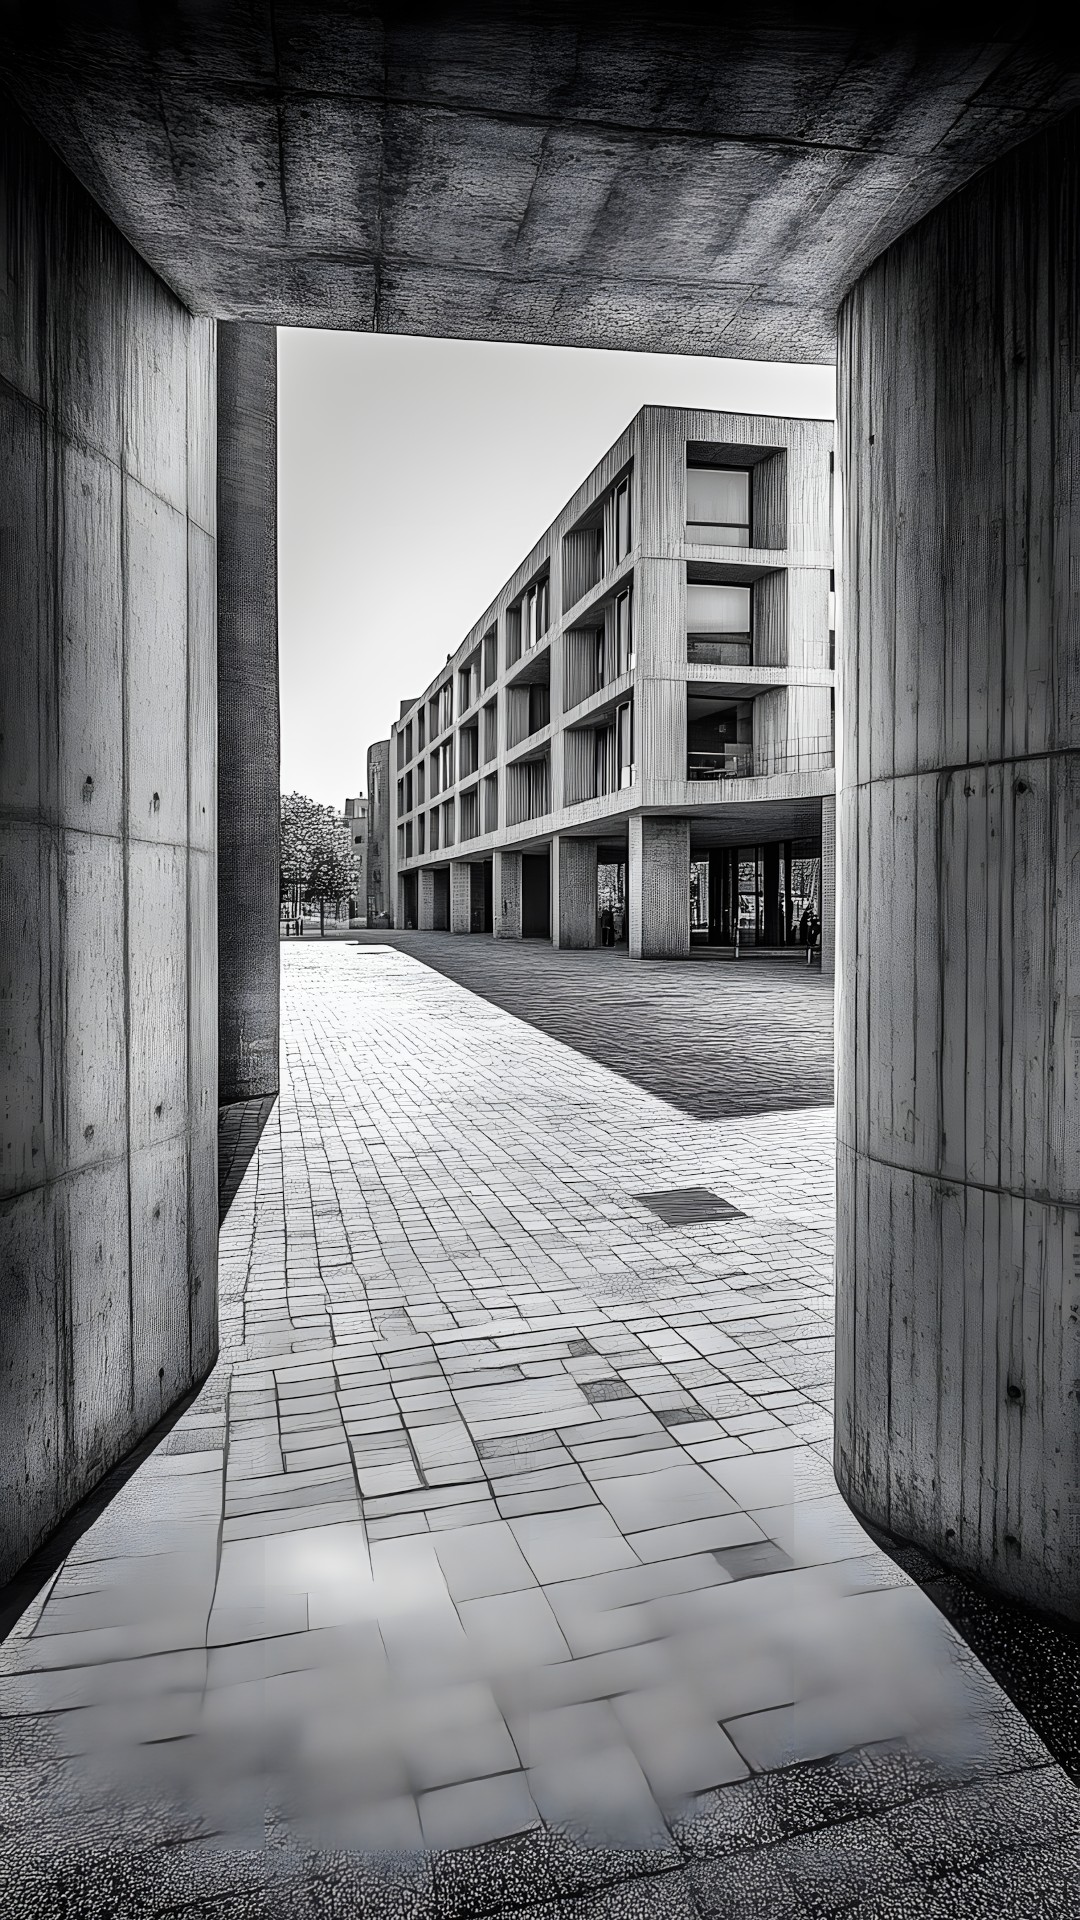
218, 1095, 278, 1223
862, 1518, 1080, 1785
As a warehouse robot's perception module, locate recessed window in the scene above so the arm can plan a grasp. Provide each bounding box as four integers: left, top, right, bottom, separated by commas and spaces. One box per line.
686, 465, 751, 547
615, 588, 633, 675
523, 575, 550, 650
615, 479, 631, 561
616, 700, 634, 788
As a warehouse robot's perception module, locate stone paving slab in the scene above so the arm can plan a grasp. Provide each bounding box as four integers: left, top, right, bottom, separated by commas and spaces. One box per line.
0, 942, 1077, 1917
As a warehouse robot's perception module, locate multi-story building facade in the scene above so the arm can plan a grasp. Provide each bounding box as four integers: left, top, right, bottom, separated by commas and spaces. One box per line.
381, 407, 835, 970
343, 794, 368, 923
365, 738, 393, 927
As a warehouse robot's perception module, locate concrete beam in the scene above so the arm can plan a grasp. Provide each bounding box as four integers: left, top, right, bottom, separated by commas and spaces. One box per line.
4, 17, 1076, 364
217, 322, 279, 1104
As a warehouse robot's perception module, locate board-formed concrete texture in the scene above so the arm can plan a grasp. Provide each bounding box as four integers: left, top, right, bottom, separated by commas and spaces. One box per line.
0, 105, 218, 1585
629, 818, 692, 960
834, 111, 1080, 1625
216, 321, 280, 1105
2, 10, 1080, 359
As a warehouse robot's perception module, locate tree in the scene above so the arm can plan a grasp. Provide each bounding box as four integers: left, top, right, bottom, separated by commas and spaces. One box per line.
280, 792, 361, 934
306, 838, 354, 936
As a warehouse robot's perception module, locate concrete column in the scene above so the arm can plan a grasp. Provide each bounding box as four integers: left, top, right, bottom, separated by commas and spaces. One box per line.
417, 868, 436, 931
217, 323, 279, 1103
628, 817, 690, 959
836, 112, 1080, 1623
494, 849, 522, 939
449, 860, 472, 934
0, 107, 218, 1583
551, 836, 597, 949
819, 794, 835, 982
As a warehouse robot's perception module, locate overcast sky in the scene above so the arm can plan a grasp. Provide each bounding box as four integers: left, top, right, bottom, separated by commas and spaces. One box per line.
278, 331, 835, 808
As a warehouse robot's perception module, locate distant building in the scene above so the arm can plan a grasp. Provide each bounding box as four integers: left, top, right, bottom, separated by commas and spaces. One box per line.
378, 405, 835, 967
365, 739, 393, 927
344, 795, 368, 924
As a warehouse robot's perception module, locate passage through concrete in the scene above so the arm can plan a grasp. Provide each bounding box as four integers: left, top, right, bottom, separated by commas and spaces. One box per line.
1, 944, 1076, 1915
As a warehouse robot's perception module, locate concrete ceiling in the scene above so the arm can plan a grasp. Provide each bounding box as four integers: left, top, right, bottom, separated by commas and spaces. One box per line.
3, 5, 1078, 360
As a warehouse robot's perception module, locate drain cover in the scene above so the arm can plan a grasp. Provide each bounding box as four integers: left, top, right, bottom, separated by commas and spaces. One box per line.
634, 1187, 745, 1225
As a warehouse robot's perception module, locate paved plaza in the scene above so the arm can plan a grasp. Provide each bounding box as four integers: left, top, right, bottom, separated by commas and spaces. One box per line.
348, 934, 836, 1121
1, 943, 1078, 1917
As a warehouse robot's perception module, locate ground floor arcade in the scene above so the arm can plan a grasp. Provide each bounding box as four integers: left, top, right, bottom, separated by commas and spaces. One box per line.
396, 798, 836, 975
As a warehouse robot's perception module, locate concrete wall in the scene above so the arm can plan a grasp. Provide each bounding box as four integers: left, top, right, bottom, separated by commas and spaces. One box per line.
820, 794, 836, 982
0, 107, 218, 1583
217, 324, 279, 1103
493, 849, 522, 938
835, 111, 1080, 1623
628, 818, 690, 959
366, 739, 392, 926
552, 836, 598, 949
449, 860, 472, 934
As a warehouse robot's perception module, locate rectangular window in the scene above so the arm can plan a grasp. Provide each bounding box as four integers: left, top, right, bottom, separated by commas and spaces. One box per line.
615, 479, 631, 561
616, 700, 634, 788
483, 627, 497, 687
430, 807, 440, 852
404, 720, 413, 761
441, 739, 454, 789
404, 821, 413, 858
396, 776, 405, 817
397, 823, 404, 858
396, 731, 405, 770
523, 575, 550, 650
686, 465, 751, 546
417, 762, 425, 805
417, 815, 425, 855
404, 769, 413, 812
685, 582, 751, 633
483, 772, 499, 833
439, 681, 453, 732
442, 798, 455, 847
460, 786, 479, 840
417, 710, 426, 750
615, 588, 633, 675
429, 750, 440, 799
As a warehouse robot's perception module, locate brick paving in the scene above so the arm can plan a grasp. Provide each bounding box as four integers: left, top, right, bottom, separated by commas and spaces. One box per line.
349, 931, 834, 1120
1, 942, 1077, 1917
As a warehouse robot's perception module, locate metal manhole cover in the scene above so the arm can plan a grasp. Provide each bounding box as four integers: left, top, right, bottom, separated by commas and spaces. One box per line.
634, 1187, 745, 1226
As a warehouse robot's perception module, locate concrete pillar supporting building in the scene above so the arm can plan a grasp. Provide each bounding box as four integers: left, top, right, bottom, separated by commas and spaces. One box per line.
835, 112, 1080, 1624
217, 322, 279, 1104
551, 836, 598, 950
417, 868, 436, 931
449, 860, 472, 934
0, 107, 219, 1584
628, 817, 691, 960
819, 794, 836, 982
493, 849, 522, 939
